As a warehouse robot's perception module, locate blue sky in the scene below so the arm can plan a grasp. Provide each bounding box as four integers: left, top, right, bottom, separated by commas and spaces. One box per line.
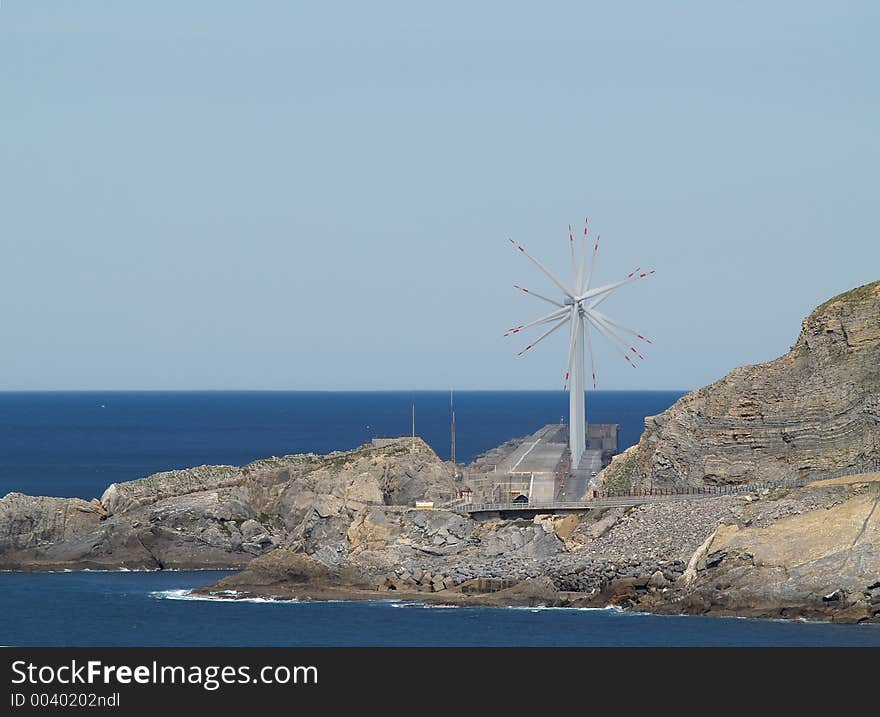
1, 1, 877, 390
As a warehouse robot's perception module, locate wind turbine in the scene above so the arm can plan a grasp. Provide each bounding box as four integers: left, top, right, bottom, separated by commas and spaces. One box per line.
505, 219, 654, 469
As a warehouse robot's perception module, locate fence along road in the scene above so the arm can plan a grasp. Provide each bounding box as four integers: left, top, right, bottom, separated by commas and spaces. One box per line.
453, 464, 880, 514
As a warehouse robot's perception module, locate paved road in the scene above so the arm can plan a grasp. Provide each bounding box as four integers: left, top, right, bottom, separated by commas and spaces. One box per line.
529, 472, 557, 502
497, 425, 566, 475
495, 424, 566, 502
558, 450, 602, 501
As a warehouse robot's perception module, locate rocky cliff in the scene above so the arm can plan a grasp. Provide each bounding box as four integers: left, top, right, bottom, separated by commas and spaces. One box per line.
0, 437, 457, 570
598, 280, 880, 492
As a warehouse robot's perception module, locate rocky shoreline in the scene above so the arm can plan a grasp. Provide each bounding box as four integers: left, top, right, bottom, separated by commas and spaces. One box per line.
1, 281, 879, 624
2, 433, 879, 622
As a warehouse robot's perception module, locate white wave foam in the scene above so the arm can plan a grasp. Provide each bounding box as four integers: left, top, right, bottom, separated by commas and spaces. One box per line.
505, 604, 625, 613
150, 589, 295, 604
389, 601, 459, 609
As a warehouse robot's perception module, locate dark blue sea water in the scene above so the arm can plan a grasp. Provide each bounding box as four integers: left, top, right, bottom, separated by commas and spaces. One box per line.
1, 391, 878, 647
0, 390, 682, 499
2, 571, 879, 647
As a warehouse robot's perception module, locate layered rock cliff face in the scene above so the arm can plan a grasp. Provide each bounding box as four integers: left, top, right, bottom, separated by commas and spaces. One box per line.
599, 281, 880, 492
0, 438, 457, 570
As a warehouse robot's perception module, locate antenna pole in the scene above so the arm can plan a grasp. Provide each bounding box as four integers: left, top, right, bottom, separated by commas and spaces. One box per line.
411, 401, 415, 451
450, 389, 457, 473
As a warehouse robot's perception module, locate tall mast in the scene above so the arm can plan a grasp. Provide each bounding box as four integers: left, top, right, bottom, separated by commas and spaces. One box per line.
450, 388, 456, 469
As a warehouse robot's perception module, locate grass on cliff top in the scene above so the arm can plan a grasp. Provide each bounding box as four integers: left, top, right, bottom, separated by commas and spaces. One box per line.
814, 280, 880, 313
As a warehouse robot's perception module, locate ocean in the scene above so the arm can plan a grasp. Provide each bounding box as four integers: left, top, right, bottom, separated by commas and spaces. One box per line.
1, 390, 878, 647
0, 390, 681, 499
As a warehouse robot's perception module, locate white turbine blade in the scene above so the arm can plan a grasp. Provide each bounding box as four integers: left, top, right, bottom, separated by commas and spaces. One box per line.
585, 317, 598, 389
585, 313, 638, 368
569, 225, 577, 287
590, 311, 646, 360
517, 315, 570, 357
582, 230, 600, 294
503, 306, 568, 336
587, 290, 610, 311
513, 284, 565, 308
509, 238, 574, 299
575, 218, 589, 293
580, 268, 654, 302
591, 308, 654, 344
563, 306, 578, 389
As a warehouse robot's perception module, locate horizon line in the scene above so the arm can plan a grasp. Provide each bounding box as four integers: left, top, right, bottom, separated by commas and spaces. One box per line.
0, 388, 692, 394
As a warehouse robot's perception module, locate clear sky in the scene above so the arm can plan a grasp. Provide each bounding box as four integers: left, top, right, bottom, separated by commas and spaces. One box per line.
1, 2, 877, 390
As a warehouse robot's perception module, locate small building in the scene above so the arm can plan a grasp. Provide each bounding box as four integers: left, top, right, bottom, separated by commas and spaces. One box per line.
414, 500, 434, 510
586, 423, 619, 453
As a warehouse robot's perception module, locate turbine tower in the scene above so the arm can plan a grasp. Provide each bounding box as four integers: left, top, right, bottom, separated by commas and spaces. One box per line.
505, 219, 654, 469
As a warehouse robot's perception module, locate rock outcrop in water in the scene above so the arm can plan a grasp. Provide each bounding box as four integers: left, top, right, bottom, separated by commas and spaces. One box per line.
598, 281, 880, 492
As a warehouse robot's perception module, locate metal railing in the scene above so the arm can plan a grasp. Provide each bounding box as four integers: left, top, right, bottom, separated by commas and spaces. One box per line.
452, 462, 880, 513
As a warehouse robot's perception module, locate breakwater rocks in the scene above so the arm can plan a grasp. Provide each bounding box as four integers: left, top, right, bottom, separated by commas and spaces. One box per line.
377, 558, 686, 600
598, 280, 880, 492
